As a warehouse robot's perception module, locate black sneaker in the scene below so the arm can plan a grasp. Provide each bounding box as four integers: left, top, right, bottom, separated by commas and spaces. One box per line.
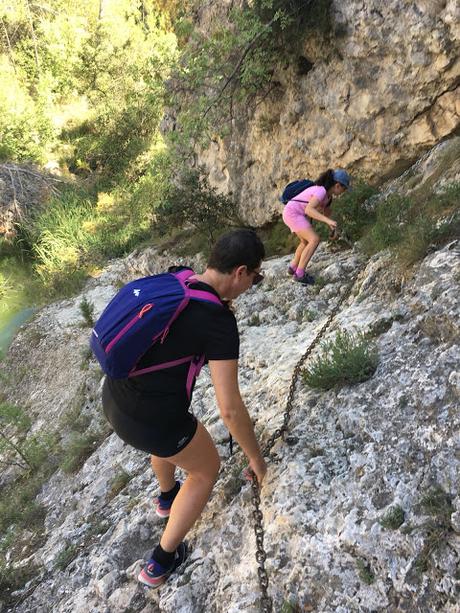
295, 273, 315, 285
138, 542, 188, 588
154, 481, 181, 518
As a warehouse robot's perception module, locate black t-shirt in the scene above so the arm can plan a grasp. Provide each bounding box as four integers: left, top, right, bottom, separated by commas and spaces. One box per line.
106, 279, 239, 412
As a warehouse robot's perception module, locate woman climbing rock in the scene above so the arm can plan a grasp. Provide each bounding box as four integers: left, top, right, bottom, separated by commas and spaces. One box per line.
282, 168, 351, 285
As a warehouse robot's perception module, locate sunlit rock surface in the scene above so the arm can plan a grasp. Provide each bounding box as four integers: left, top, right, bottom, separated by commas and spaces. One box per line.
194, 1, 460, 224
1, 226, 459, 612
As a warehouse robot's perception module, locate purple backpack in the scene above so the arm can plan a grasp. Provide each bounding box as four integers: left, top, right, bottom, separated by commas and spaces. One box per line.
90, 268, 222, 397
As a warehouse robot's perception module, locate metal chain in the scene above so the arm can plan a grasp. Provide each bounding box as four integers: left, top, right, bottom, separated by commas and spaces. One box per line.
250, 270, 363, 612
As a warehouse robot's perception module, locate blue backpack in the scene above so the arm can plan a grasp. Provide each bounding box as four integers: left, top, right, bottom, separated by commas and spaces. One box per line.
279, 179, 315, 204
90, 268, 222, 392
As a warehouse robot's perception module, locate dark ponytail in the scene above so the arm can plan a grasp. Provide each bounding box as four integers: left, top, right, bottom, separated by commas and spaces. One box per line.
315, 169, 336, 191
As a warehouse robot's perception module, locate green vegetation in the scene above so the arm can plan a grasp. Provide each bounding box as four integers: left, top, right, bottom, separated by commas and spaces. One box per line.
79, 297, 95, 328
156, 167, 242, 245
333, 181, 378, 242
413, 486, 454, 573
0, 401, 35, 470
168, 0, 332, 150
60, 431, 105, 473
0, 474, 48, 534
257, 218, 299, 257
280, 599, 302, 613
356, 558, 375, 584
303, 329, 379, 390
361, 183, 460, 267
248, 313, 261, 326
380, 505, 405, 530
108, 469, 132, 500
0, 557, 40, 603
54, 543, 78, 571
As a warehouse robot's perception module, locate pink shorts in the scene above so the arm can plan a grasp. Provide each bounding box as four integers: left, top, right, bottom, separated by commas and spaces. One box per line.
282, 204, 312, 233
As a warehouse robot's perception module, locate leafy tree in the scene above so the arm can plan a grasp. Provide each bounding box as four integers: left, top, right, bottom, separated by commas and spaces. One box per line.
156, 167, 242, 243
166, 0, 332, 152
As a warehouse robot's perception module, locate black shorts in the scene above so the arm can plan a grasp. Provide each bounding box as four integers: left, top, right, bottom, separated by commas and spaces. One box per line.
102, 378, 198, 457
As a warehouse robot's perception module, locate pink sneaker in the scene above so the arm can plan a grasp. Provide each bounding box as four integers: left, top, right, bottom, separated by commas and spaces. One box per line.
154, 481, 180, 518
138, 542, 188, 588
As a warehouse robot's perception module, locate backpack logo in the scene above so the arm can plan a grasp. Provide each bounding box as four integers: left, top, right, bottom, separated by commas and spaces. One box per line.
133, 289, 141, 296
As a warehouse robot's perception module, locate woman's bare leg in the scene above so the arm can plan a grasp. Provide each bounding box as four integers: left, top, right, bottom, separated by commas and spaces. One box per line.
150, 456, 176, 492
296, 227, 321, 271
291, 239, 307, 269
152, 421, 220, 552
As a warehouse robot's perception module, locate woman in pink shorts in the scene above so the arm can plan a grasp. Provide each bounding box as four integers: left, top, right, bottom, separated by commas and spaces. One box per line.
282, 168, 350, 285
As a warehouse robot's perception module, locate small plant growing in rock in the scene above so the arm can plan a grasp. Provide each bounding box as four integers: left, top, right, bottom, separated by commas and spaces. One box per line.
356, 558, 375, 584
60, 432, 101, 473
108, 469, 132, 500
311, 275, 328, 291
248, 313, 261, 326
413, 486, 454, 573
380, 505, 405, 530
80, 346, 93, 370
280, 599, 301, 613
55, 543, 78, 571
303, 329, 379, 390
303, 309, 317, 323
79, 296, 95, 327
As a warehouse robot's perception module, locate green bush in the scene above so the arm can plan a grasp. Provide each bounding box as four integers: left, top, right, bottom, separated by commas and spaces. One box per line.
333, 181, 378, 242
60, 432, 101, 474
14, 153, 171, 296
360, 194, 412, 255
21, 432, 59, 471
54, 543, 78, 571
258, 218, 299, 256
361, 182, 460, 265
108, 469, 132, 500
380, 505, 405, 530
156, 167, 242, 244
0, 73, 54, 163
413, 486, 453, 573
303, 329, 379, 390
356, 558, 375, 585
0, 475, 47, 533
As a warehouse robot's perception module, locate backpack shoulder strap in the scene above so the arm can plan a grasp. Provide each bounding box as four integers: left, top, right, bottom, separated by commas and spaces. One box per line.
187, 288, 222, 305
173, 268, 195, 282
172, 270, 223, 306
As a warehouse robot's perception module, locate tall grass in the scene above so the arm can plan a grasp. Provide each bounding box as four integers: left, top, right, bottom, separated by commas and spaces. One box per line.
11, 149, 171, 297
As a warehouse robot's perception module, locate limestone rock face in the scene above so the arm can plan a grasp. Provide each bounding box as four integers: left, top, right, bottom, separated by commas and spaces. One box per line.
196, 0, 460, 225
2, 240, 459, 613
1, 142, 459, 612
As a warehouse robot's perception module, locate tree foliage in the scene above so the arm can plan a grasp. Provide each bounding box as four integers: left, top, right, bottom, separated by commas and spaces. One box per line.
0, 0, 177, 170
166, 0, 332, 153
156, 167, 242, 243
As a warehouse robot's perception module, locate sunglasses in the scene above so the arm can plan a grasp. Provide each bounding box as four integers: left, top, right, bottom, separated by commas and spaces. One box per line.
250, 270, 264, 286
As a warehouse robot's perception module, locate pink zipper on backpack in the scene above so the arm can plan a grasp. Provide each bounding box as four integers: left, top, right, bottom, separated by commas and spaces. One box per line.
105, 303, 154, 354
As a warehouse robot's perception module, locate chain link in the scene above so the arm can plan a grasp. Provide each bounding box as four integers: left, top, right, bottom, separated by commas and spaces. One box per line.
250, 271, 362, 612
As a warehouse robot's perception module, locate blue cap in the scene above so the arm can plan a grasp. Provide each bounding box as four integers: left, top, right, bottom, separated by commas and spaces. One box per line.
332, 169, 351, 188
